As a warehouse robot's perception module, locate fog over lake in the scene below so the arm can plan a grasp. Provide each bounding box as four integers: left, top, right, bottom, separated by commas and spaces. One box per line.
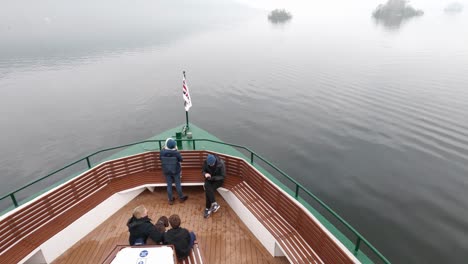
1, 0, 468, 263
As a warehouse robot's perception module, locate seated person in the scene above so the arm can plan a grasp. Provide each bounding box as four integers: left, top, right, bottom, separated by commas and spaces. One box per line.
127, 205, 164, 245
202, 154, 225, 218
164, 214, 196, 260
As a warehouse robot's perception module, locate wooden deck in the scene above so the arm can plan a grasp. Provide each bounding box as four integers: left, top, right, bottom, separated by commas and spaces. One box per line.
52, 186, 289, 264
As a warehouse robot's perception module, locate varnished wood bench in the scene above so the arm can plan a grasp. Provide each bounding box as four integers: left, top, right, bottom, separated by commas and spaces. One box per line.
178, 241, 206, 264
231, 181, 323, 263
0, 149, 354, 264
228, 164, 354, 264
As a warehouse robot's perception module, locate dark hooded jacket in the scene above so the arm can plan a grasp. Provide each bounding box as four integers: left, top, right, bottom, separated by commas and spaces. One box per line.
127, 216, 163, 245
160, 148, 183, 175
164, 227, 191, 260
201, 154, 225, 181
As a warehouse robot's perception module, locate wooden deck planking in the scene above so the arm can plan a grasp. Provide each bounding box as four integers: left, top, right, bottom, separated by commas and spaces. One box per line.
52, 186, 289, 264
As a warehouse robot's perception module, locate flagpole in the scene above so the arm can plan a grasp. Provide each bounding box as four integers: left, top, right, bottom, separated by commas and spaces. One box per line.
183, 71, 189, 131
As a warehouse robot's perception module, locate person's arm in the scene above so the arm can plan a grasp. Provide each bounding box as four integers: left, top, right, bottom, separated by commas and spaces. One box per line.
176, 151, 183, 162
184, 229, 191, 246
211, 160, 225, 181
201, 161, 207, 174
219, 160, 226, 176
147, 225, 164, 244
202, 161, 212, 180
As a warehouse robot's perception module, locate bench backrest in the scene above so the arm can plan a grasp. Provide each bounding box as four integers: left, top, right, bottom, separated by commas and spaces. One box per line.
241, 164, 354, 263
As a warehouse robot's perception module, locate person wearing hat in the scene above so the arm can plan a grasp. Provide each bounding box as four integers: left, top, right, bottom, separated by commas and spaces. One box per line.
160, 138, 188, 205
202, 154, 225, 218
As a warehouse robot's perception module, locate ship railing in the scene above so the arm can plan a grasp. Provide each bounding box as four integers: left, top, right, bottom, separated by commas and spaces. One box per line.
0, 138, 390, 264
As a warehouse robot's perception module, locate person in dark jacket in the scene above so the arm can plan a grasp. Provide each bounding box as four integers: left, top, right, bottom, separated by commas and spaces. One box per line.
202, 154, 225, 218
127, 205, 164, 245
164, 214, 196, 260
160, 138, 188, 205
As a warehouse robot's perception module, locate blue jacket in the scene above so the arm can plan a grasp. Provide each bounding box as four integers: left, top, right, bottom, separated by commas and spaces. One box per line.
160, 148, 183, 175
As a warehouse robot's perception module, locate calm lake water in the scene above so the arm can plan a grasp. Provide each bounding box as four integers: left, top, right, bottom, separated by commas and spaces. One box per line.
1, 0, 468, 263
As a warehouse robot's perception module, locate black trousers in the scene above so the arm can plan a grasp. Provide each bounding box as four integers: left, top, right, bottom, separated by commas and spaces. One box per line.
204, 180, 224, 209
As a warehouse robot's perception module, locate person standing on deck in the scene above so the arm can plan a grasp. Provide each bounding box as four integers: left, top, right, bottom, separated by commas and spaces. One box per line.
160, 138, 188, 205
202, 154, 225, 218
127, 205, 164, 245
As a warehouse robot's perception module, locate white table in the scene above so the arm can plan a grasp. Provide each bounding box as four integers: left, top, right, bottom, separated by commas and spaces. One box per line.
104, 245, 176, 264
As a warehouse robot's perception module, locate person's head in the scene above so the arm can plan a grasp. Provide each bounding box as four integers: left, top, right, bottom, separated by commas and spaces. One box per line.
207, 154, 216, 166
165, 138, 176, 149
133, 205, 148, 219
157, 216, 169, 227
168, 214, 181, 228
155, 216, 169, 232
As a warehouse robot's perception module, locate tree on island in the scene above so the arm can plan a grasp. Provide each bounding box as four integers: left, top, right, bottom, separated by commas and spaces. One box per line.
268, 9, 292, 23
372, 0, 423, 29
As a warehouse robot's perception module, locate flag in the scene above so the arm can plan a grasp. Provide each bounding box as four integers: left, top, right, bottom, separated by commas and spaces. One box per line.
182, 73, 192, 111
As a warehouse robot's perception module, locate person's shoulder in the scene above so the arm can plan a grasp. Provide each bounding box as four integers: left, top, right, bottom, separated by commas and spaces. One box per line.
166, 228, 178, 236
218, 157, 225, 165
127, 216, 136, 226
161, 149, 177, 155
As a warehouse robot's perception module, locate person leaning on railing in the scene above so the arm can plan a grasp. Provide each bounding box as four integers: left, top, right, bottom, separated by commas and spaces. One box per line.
202, 154, 225, 218
127, 205, 165, 245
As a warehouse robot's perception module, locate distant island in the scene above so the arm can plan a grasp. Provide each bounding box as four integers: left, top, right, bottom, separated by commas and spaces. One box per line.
444, 2, 464, 13
268, 9, 292, 23
373, 0, 423, 19
372, 0, 423, 29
